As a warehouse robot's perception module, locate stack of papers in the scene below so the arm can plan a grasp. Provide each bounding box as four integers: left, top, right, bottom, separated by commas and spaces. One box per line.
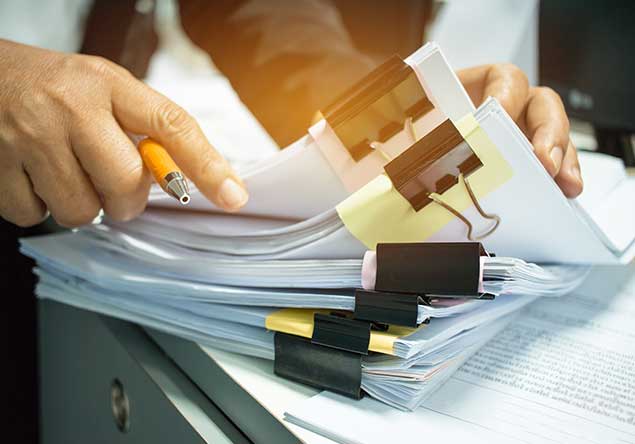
284, 264, 635, 443
22, 219, 590, 410
24, 231, 583, 410
21, 41, 635, 411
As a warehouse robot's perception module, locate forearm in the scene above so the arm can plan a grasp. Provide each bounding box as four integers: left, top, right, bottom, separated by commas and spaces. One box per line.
179, 0, 378, 146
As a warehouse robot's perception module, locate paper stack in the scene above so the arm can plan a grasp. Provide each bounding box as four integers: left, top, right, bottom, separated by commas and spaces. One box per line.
22, 42, 635, 411
22, 229, 588, 410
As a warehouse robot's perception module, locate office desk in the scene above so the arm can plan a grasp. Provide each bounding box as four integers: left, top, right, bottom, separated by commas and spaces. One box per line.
38, 299, 331, 444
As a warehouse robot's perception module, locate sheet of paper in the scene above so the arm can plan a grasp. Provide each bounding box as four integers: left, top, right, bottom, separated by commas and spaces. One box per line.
425, 99, 629, 263
128, 99, 635, 264
285, 264, 635, 444
148, 42, 473, 219
150, 135, 350, 219
579, 178, 635, 253
335, 113, 514, 249
145, 45, 350, 219
144, 47, 280, 168
309, 42, 473, 192
575, 151, 627, 212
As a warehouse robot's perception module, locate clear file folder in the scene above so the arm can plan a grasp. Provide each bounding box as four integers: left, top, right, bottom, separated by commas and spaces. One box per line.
104, 98, 635, 264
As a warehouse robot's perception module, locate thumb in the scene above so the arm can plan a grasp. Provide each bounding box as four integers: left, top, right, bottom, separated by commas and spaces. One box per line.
110, 74, 248, 211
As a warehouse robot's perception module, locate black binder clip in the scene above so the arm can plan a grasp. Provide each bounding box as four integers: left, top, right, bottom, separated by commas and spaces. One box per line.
274, 333, 364, 399
383, 119, 501, 241
353, 289, 422, 328
273, 312, 373, 399
374, 242, 493, 297
321, 55, 433, 162
311, 313, 371, 355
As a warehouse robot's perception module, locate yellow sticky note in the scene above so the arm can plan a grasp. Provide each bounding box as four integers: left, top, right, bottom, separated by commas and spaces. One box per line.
336, 114, 513, 249
265, 308, 423, 355
265, 308, 325, 339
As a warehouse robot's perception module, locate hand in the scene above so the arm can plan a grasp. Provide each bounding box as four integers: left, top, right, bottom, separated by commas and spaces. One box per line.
458, 64, 583, 198
0, 39, 248, 228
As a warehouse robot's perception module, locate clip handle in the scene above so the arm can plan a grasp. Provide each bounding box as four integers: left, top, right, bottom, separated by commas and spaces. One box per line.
375, 242, 483, 296
311, 313, 371, 355
354, 289, 421, 327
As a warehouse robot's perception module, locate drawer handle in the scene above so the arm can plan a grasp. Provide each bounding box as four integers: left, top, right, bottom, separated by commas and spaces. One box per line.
111, 378, 130, 433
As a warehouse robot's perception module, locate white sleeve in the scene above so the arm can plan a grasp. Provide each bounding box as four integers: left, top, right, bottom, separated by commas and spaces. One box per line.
0, 0, 93, 52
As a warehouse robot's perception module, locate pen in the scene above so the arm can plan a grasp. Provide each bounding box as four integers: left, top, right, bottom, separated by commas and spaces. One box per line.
138, 138, 191, 205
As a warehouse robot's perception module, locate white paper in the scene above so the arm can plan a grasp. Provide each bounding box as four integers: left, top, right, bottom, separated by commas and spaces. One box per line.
285, 264, 635, 444
425, 98, 635, 264
113, 99, 635, 264
150, 135, 349, 220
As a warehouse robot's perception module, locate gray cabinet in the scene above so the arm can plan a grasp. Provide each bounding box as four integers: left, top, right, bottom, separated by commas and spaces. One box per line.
38, 300, 249, 444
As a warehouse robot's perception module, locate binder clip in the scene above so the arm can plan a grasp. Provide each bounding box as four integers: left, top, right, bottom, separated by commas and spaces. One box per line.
373, 242, 493, 297
321, 55, 434, 162
311, 313, 372, 355
353, 289, 422, 328
274, 333, 364, 399
273, 312, 373, 399
384, 119, 501, 241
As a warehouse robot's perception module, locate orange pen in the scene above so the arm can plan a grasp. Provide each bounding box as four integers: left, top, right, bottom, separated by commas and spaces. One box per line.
138, 138, 191, 205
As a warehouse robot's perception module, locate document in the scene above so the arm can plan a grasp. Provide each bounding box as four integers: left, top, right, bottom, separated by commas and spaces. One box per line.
147, 42, 474, 220
285, 264, 635, 443
20, 231, 588, 297
32, 261, 531, 410
105, 99, 635, 264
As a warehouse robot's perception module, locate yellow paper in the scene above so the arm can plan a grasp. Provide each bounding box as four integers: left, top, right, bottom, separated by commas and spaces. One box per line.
265, 308, 423, 355
335, 114, 513, 248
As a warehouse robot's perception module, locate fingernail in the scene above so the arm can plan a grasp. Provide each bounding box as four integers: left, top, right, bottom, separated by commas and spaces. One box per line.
218, 178, 248, 210
550, 146, 563, 173
570, 165, 583, 184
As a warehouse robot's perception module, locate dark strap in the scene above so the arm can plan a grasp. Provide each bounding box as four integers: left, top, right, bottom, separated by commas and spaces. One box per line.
80, 0, 158, 78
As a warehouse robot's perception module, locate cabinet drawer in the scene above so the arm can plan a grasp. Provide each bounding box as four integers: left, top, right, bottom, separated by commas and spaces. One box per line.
38, 300, 249, 444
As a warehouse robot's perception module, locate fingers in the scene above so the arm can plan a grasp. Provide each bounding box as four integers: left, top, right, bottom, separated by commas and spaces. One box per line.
23, 141, 102, 228
70, 113, 151, 221
109, 72, 248, 211
458, 64, 529, 121
459, 65, 582, 196
0, 167, 47, 227
554, 140, 584, 198
524, 86, 572, 178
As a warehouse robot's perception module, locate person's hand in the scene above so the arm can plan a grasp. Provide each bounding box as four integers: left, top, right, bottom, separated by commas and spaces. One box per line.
0, 39, 248, 228
458, 64, 583, 198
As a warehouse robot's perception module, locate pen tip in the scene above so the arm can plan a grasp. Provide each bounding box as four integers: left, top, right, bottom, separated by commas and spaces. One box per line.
165, 175, 191, 206
179, 194, 191, 205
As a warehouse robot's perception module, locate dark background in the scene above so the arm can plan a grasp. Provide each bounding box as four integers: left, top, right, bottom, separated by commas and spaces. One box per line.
2, 220, 43, 443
